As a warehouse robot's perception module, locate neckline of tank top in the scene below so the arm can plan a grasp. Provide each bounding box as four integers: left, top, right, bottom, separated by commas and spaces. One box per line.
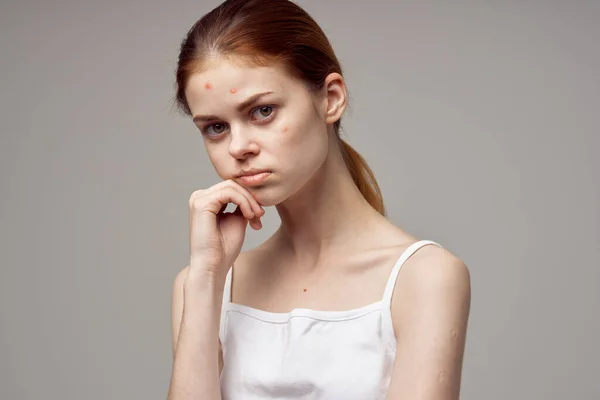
222, 239, 442, 324
224, 299, 386, 324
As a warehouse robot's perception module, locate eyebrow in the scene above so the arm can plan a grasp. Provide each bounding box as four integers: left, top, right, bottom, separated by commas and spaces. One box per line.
192, 91, 275, 123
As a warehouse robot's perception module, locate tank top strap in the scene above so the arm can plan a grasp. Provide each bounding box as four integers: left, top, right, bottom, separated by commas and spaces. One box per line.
381, 240, 444, 305
219, 266, 234, 343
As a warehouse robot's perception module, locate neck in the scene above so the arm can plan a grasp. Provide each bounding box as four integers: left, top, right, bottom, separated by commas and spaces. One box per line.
273, 134, 389, 268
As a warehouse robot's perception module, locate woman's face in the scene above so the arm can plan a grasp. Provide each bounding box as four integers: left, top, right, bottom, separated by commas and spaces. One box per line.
185, 59, 333, 206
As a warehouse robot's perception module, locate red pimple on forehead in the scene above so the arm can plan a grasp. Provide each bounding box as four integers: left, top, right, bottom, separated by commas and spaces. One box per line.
229, 88, 238, 94
204, 82, 212, 89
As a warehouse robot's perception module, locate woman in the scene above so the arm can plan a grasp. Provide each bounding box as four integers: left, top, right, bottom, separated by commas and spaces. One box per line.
168, 0, 471, 399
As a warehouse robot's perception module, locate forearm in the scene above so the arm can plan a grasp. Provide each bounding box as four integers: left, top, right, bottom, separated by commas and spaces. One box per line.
168, 267, 225, 400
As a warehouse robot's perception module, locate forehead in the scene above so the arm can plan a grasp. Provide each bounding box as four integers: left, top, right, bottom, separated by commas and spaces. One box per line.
185, 59, 301, 111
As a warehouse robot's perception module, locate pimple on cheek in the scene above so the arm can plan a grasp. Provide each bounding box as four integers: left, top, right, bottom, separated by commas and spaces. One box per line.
204, 82, 212, 89
281, 126, 288, 133
229, 88, 238, 94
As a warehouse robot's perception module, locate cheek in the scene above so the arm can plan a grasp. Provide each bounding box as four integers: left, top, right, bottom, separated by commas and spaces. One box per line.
272, 121, 301, 151
275, 105, 327, 153
276, 116, 328, 172
205, 147, 229, 178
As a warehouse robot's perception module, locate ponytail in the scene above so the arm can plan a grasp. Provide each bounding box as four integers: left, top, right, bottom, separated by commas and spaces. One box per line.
337, 136, 386, 217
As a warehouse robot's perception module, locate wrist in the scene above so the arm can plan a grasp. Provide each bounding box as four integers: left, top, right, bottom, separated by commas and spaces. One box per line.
184, 266, 227, 292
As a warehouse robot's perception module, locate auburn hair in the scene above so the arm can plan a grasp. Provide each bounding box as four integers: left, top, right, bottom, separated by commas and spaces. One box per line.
172, 0, 385, 216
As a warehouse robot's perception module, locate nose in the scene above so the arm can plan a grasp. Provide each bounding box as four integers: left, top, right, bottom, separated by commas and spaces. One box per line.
228, 124, 260, 159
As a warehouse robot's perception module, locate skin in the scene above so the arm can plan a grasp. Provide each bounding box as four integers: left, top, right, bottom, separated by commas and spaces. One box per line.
171, 58, 471, 399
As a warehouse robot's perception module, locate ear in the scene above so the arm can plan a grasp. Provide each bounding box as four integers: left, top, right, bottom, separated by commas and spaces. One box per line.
322, 72, 347, 125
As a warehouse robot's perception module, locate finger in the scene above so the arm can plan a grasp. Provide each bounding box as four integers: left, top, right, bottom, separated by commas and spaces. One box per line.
198, 186, 255, 220
224, 179, 265, 217
217, 187, 255, 220
248, 216, 262, 230
199, 180, 263, 219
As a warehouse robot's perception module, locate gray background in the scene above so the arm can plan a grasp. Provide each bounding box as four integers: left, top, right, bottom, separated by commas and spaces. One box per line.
1, 0, 598, 399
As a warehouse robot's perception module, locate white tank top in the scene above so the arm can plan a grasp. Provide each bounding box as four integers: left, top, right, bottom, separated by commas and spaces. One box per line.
219, 239, 443, 399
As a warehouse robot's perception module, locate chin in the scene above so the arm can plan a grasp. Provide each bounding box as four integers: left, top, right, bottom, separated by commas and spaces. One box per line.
244, 184, 290, 207
245, 189, 280, 207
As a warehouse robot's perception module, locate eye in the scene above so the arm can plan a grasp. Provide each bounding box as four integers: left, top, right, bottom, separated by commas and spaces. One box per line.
250, 105, 276, 122
203, 122, 229, 136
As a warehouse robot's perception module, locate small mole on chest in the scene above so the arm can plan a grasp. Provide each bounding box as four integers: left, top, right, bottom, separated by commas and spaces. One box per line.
303, 288, 307, 292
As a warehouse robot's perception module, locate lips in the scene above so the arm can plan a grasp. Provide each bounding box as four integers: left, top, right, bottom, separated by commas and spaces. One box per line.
236, 169, 270, 178
237, 171, 271, 185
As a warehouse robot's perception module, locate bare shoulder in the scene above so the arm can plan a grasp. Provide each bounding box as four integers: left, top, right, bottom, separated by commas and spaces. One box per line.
384, 243, 471, 397
402, 244, 470, 286
232, 241, 271, 272
233, 234, 281, 272
391, 244, 471, 325
227, 237, 283, 304
231, 246, 263, 274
